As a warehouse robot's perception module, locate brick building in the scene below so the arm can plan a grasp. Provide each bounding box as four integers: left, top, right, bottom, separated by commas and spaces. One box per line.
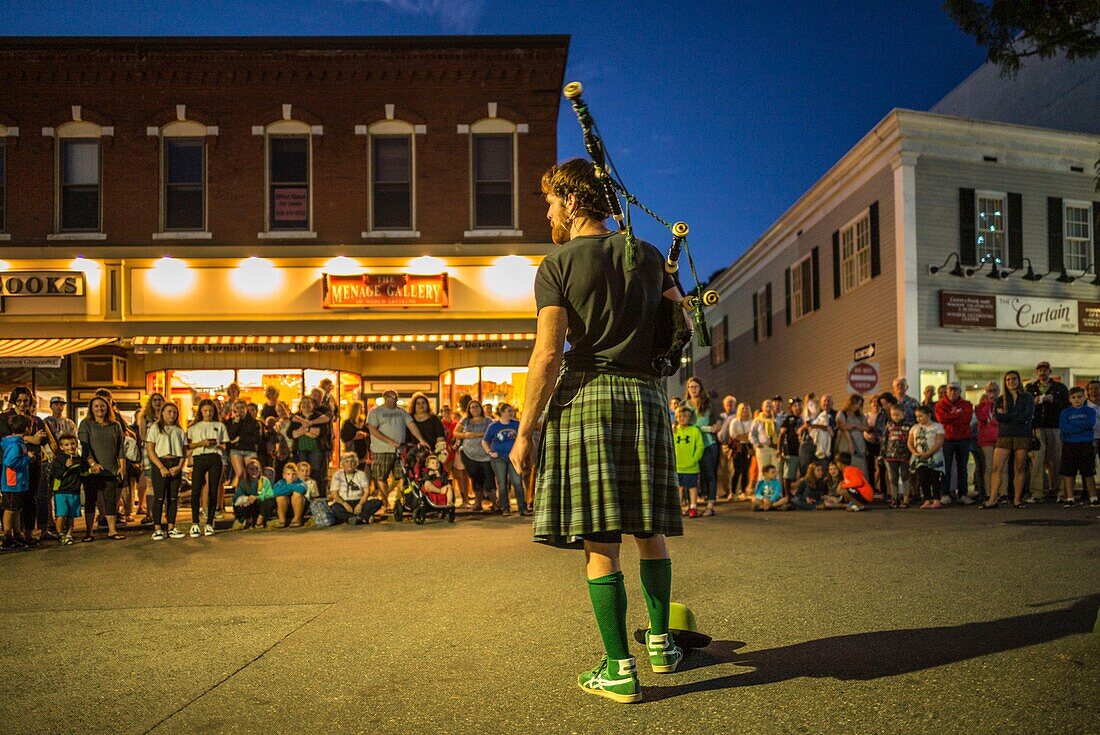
0, 36, 569, 422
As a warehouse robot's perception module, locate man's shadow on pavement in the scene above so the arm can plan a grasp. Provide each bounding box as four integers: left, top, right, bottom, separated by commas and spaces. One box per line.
645, 593, 1099, 701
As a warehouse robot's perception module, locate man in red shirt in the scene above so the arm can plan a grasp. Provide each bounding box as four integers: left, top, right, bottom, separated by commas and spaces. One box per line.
934, 381, 974, 505
836, 451, 874, 511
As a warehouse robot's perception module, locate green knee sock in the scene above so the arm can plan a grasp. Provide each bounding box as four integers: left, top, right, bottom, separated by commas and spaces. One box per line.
587, 572, 631, 661
639, 558, 672, 637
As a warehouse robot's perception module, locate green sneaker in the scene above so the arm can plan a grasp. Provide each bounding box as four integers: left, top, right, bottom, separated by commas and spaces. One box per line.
645, 631, 683, 673
577, 656, 642, 703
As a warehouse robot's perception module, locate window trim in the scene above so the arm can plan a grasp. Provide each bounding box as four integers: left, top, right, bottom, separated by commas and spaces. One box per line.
754, 287, 769, 343
1062, 199, 1093, 275
710, 315, 728, 367
367, 120, 416, 234
838, 209, 872, 294
0, 137, 6, 234
789, 252, 814, 323
159, 130, 208, 233
469, 118, 518, 233
974, 189, 1008, 267
264, 123, 313, 234
56, 135, 103, 234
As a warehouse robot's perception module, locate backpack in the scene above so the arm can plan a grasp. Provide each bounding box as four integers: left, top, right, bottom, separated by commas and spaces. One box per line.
310, 498, 335, 527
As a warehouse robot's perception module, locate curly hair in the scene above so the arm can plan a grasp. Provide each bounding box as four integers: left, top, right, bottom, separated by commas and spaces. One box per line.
540, 158, 611, 220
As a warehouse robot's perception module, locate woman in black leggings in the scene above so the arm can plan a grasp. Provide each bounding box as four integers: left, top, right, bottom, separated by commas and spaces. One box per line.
77, 396, 125, 541
186, 399, 228, 537
146, 402, 187, 540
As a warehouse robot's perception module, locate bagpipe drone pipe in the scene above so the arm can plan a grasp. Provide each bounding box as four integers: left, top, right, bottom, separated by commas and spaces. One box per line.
562, 81, 719, 377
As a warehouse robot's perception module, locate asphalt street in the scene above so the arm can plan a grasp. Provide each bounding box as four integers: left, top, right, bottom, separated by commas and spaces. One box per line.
1, 502, 1098, 735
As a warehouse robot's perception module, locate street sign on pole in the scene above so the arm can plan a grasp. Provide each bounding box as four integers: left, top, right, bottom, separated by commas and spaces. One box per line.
853, 343, 876, 362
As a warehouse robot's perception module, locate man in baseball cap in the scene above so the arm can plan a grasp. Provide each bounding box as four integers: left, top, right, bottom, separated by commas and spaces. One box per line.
1026, 360, 1068, 501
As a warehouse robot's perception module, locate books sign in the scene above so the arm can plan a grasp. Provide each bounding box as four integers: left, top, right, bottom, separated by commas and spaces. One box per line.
0, 271, 85, 297
322, 273, 449, 309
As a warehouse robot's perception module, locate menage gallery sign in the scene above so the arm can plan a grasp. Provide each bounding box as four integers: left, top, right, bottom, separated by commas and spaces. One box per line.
322, 273, 449, 309
940, 291, 1100, 334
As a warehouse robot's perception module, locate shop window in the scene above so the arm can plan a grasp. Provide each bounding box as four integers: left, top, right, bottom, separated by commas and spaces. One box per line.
371, 134, 413, 230
975, 192, 1006, 266
919, 369, 949, 403
236, 370, 305, 412
440, 366, 528, 415
163, 137, 205, 231
268, 135, 310, 231
60, 139, 101, 232
839, 211, 872, 293
1063, 201, 1092, 274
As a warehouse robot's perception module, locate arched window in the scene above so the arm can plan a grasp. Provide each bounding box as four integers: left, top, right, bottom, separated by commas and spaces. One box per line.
367, 119, 416, 234
159, 120, 209, 234
468, 118, 518, 233
263, 119, 313, 235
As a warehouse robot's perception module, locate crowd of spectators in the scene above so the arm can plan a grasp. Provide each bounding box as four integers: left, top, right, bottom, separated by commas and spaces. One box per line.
673, 364, 1098, 515
0, 381, 541, 549
2, 360, 1097, 550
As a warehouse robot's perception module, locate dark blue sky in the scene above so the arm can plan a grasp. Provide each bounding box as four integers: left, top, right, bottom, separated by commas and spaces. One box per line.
6, 0, 987, 279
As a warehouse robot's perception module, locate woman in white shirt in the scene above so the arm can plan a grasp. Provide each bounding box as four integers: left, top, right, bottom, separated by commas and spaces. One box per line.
328, 452, 382, 524
145, 402, 187, 540
718, 402, 754, 500
186, 399, 228, 538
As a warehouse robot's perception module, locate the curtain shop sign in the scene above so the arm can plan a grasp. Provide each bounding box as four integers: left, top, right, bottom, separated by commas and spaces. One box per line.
0, 271, 85, 297
940, 291, 1100, 334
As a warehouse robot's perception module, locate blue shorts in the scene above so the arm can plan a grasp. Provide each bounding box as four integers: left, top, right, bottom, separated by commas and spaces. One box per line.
54, 493, 82, 518
677, 473, 699, 488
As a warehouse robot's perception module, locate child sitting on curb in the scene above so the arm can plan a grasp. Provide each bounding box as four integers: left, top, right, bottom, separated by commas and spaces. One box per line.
836, 451, 874, 512
752, 465, 788, 511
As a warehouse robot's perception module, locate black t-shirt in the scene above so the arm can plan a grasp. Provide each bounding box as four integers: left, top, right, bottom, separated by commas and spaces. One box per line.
534, 232, 676, 377
413, 415, 447, 449
780, 415, 803, 456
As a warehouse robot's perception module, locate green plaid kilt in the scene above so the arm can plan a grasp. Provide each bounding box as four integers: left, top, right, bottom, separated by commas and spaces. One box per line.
532, 370, 682, 549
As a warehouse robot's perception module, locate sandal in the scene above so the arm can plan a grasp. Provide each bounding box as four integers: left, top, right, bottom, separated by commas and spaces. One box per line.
1013, 502, 1026, 509
978, 501, 999, 509
81, 535, 95, 543
107, 533, 126, 540
899, 501, 909, 509
702, 508, 715, 517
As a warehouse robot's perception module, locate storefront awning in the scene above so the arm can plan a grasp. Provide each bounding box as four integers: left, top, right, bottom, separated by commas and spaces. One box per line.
0, 337, 117, 358
131, 333, 536, 346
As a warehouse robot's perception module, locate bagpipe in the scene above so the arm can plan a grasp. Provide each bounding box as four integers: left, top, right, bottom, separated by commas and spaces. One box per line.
562, 82, 719, 377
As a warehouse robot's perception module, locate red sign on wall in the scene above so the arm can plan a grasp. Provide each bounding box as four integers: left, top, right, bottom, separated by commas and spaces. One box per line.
322, 273, 449, 309
847, 361, 879, 394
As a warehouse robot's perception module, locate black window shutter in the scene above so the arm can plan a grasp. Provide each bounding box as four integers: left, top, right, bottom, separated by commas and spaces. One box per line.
811, 246, 821, 311
784, 266, 792, 325
752, 293, 759, 343
765, 282, 773, 337
1047, 197, 1063, 274
1093, 202, 1100, 272
721, 315, 729, 364
869, 201, 881, 277
1007, 192, 1022, 268
831, 231, 841, 298
959, 188, 976, 266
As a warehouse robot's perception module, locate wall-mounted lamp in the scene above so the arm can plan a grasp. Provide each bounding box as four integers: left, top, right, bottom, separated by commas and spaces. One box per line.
928, 253, 969, 277
1055, 262, 1100, 286
969, 255, 1009, 280
1008, 257, 1044, 281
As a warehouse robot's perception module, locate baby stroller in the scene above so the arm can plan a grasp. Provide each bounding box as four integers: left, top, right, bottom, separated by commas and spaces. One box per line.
393, 443, 456, 524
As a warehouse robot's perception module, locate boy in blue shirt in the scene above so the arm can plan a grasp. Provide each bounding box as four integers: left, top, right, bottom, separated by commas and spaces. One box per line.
1059, 387, 1097, 506
50, 434, 85, 545
752, 464, 788, 511
2, 415, 35, 549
